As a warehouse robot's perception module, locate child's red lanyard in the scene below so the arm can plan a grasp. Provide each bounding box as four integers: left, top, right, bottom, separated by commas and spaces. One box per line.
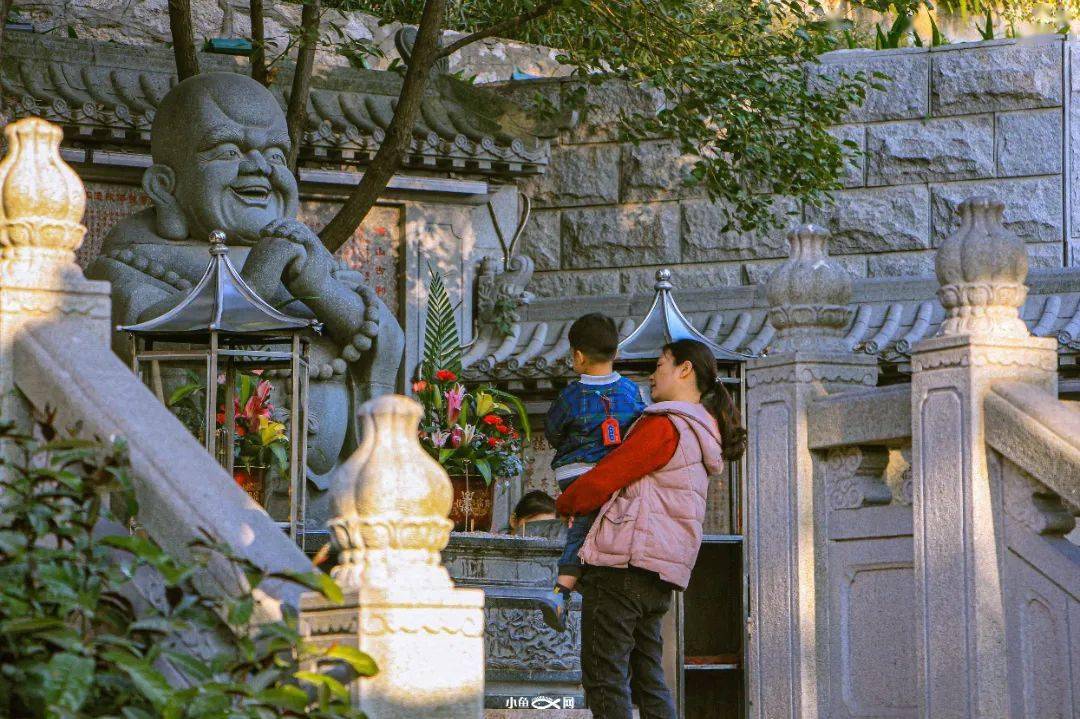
598, 393, 622, 446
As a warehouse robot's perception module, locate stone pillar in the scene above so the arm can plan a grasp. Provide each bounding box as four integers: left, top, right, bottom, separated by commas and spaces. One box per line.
745, 226, 877, 719
0, 117, 110, 429
300, 394, 485, 719
910, 197, 1057, 719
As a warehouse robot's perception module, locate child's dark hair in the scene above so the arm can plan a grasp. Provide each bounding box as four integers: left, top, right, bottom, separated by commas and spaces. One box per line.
662, 339, 747, 462
568, 313, 619, 362
512, 490, 557, 522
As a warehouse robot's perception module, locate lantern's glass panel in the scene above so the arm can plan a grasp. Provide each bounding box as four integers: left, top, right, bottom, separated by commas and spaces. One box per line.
131, 336, 309, 541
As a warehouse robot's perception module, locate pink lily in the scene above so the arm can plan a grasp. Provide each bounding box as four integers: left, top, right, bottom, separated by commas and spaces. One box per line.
430, 429, 450, 448
445, 384, 466, 425
450, 426, 464, 448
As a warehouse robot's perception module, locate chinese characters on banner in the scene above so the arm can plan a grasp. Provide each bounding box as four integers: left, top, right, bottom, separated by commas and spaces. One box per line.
76, 182, 403, 320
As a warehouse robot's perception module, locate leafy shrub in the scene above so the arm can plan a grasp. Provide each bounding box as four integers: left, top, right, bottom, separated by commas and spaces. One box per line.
0, 414, 375, 718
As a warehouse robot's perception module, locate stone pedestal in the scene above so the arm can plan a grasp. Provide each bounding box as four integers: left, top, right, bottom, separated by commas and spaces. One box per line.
744, 224, 876, 718
443, 531, 583, 710
0, 118, 111, 430
301, 585, 485, 718
302, 394, 485, 718
910, 335, 1057, 718
909, 195, 1058, 718
745, 352, 877, 719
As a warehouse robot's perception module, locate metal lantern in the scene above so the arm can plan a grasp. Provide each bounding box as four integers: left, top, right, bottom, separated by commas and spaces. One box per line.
120, 230, 321, 543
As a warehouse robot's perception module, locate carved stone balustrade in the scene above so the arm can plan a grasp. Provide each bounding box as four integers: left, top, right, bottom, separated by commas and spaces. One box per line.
0, 116, 111, 429
910, 194, 1060, 719
301, 395, 485, 718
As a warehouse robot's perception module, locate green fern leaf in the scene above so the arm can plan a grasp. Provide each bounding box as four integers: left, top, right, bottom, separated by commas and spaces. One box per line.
421, 270, 462, 379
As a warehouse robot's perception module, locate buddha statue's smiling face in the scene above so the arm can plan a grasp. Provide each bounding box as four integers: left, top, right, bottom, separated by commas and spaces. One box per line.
145, 73, 299, 244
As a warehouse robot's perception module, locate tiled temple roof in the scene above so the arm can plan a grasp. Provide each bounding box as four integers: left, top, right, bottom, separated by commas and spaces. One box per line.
462, 267, 1080, 383
0, 34, 550, 177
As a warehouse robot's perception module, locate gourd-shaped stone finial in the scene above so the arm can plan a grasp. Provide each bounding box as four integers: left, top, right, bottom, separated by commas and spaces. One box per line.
935, 196, 1029, 338
328, 394, 454, 590
0, 118, 86, 270
765, 224, 853, 354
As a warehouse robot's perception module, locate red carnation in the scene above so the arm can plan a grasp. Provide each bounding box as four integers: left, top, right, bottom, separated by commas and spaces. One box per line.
481, 414, 502, 426
435, 369, 457, 382
487, 437, 500, 447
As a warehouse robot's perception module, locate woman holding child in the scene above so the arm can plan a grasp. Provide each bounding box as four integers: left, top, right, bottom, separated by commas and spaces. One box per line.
555, 336, 747, 719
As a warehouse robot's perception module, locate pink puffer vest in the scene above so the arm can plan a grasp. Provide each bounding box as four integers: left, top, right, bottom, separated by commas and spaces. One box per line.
577, 401, 724, 590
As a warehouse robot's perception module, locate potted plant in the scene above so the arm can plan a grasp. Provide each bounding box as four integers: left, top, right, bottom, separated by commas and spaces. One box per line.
414, 270, 530, 531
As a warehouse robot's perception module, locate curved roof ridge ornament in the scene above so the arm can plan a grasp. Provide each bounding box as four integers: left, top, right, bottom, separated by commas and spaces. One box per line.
118, 230, 321, 337
617, 269, 751, 361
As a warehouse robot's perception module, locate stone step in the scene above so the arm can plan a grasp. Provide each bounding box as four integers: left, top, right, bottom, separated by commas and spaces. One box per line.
486, 710, 640, 718
485, 711, 592, 719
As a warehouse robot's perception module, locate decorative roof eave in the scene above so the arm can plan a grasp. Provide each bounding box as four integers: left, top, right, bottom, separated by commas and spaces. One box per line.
460, 267, 1080, 384
120, 232, 320, 338
0, 34, 550, 179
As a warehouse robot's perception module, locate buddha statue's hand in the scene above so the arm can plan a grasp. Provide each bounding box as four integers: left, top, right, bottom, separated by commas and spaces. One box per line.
260, 219, 333, 297
241, 233, 306, 300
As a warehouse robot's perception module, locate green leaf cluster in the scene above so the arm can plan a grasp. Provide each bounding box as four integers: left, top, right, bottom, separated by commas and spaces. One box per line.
335, 0, 876, 236
420, 268, 462, 380
0, 414, 375, 718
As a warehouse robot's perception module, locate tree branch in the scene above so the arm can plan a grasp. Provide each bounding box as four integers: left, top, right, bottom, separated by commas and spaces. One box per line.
435, 0, 563, 60
167, 0, 200, 80
285, 0, 320, 173
318, 0, 448, 253
250, 0, 268, 86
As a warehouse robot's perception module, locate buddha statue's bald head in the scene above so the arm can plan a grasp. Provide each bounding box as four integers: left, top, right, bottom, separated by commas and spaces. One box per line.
143, 72, 299, 244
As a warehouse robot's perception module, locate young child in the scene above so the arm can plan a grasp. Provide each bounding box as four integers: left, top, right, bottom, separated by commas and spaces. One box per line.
545, 313, 645, 630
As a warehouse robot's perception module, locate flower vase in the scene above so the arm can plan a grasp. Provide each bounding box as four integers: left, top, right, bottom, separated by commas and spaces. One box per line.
448, 468, 494, 532
233, 465, 269, 505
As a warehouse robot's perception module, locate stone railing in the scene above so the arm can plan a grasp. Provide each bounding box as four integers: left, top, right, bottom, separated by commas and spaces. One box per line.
746, 199, 1080, 719
0, 117, 485, 717
746, 224, 919, 718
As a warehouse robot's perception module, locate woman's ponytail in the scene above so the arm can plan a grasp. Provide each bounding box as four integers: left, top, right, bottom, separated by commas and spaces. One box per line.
663, 339, 747, 462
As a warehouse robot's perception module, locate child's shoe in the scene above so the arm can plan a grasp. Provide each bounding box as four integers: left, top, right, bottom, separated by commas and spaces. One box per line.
551, 583, 573, 632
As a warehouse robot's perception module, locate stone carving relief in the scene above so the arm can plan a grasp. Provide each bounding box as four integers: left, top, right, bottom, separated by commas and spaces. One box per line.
745, 363, 877, 389
485, 606, 581, 673
884, 446, 914, 507
824, 445, 893, 510
1000, 454, 1076, 536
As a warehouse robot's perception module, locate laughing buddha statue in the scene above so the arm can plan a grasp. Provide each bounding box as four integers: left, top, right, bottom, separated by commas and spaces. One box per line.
87, 72, 405, 526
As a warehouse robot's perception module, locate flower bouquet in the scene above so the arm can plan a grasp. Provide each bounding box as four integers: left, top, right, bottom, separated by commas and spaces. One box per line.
167, 370, 290, 504
415, 270, 530, 531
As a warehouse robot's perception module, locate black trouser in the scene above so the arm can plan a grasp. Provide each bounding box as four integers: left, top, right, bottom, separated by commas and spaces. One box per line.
579, 566, 676, 719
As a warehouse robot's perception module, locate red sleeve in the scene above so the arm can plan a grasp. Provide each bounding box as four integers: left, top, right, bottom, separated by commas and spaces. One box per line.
555, 415, 679, 516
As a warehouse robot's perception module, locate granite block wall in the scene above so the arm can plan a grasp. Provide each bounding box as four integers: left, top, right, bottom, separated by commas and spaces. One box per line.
503, 36, 1078, 299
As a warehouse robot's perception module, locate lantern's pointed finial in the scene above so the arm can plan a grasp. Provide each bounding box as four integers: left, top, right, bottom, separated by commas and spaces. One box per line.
209, 229, 228, 255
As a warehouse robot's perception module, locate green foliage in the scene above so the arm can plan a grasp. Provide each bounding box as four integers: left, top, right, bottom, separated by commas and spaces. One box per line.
421, 269, 462, 380
976, 5, 996, 38
333, 0, 873, 236
0, 415, 375, 718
